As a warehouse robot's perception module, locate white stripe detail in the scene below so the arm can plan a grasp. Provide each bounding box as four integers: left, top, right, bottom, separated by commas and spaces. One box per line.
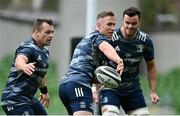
112, 32, 119, 41
75, 88, 84, 97
77, 88, 81, 97
138, 32, 147, 42
80, 88, 84, 96
75, 88, 78, 97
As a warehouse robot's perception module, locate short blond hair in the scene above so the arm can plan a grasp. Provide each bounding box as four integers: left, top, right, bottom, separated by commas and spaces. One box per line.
97, 11, 115, 20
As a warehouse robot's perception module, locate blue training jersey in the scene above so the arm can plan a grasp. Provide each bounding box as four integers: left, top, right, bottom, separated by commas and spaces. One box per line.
1, 38, 49, 106
102, 28, 155, 92
61, 30, 109, 88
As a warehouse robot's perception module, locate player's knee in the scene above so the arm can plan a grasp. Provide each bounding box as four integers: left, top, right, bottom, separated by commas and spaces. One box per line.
101, 105, 119, 116
128, 107, 149, 115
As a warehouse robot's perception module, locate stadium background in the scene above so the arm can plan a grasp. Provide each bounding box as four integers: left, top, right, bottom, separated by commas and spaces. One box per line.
0, 0, 180, 114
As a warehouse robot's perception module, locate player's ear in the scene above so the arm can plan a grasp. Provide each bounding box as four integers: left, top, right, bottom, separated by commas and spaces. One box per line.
96, 22, 99, 27
34, 29, 40, 36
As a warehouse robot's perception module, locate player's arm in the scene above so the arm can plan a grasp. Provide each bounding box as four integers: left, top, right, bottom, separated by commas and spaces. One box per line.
15, 54, 35, 76
99, 41, 123, 75
39, 76, 50, 108
146, 59, 160, 104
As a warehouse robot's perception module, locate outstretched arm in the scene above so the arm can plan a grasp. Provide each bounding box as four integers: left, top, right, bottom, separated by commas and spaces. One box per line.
99, 41, 124, 75
146, 59, 160, 104
15, 54, 36, 76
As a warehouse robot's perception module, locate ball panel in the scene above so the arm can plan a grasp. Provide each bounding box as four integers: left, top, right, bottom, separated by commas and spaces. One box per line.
96, 73, 119, 88
95, 66, 121, 88
99, 66, 121, 82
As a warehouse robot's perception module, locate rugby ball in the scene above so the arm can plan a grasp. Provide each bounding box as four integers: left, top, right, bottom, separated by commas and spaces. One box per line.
95, 66, 121, 88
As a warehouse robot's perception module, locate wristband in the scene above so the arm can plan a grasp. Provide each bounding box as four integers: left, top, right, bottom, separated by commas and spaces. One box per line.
40, 86, 48, 94
92, 86, 97, 92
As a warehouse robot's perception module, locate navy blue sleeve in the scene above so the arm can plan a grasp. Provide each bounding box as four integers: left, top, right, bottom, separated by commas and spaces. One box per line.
16, 46, 32, 60
93, 35, 109, 47
143, 37, 155, 61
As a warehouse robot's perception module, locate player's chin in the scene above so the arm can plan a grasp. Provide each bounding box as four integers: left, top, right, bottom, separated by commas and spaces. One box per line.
127, 29, 135, 35
108, 34, 113, 39
46, 42, 51, 46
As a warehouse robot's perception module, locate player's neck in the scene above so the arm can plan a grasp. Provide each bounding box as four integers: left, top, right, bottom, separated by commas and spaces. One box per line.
31, 36, 44, 49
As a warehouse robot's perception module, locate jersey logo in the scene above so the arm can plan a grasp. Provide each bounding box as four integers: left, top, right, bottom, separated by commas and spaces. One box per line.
115, 46, 121, 51
136, 45, 143, 53
75, 88, 84, 97
7, 106, 14, 111
102, 97, 108, 103
37, 55, 42, 61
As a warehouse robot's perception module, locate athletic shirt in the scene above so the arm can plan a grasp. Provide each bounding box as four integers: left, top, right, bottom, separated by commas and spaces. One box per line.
102, 28, 155, 92
1, 38, 49, 105
61, 30, 109, 88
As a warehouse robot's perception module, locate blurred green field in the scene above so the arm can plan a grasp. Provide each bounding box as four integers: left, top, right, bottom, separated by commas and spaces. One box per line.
1, 55, 180, 114
140, 67, 180, 114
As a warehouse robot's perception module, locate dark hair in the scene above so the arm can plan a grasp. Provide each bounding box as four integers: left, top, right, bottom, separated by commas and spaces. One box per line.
32, 18, 53, 32
97, 11, 115, 20
123, 7, 141, 19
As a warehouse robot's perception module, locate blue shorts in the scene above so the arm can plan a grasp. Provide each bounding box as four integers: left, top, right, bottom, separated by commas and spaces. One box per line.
1, 100, 47, 115
59, 81, 93, 115
100, 89, 147, 113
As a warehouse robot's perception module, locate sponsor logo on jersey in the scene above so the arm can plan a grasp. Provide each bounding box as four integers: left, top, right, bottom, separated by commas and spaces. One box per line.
124, 57, 142, 63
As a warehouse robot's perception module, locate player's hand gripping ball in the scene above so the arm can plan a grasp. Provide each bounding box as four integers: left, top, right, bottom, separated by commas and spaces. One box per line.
95, 66, 121, 88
